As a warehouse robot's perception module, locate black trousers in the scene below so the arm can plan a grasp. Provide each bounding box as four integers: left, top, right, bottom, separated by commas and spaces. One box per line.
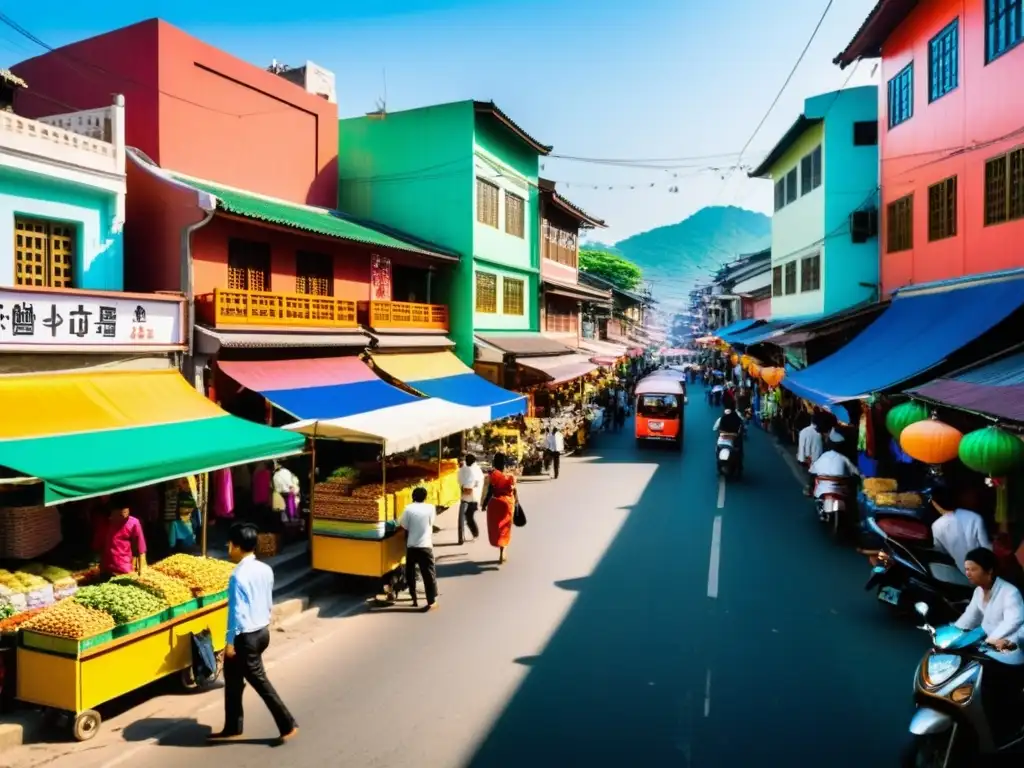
458, 501, 479, 543
224, 627, 296, 736
406, 546, 438, 605
551, 451, 561, 478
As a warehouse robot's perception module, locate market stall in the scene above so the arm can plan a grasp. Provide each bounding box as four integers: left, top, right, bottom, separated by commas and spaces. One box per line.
0, 369, 305, 738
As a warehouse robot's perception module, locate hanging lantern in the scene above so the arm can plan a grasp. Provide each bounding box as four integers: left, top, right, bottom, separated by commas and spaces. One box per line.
885, 401, 930, 440
730, 353, 739, 365
748, 363, 761, 380
958, 426, 1024, 477
899, 418, 963, 465
761, 367, 785, 388
740, 355, 751, 370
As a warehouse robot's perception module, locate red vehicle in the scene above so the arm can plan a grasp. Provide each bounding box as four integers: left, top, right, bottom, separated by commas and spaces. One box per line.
634, 372, 687, 449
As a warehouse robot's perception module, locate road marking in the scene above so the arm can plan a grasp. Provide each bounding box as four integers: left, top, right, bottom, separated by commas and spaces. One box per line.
707, 515, 722, 599
717, 477, 726, 509
703, 669, 712, 717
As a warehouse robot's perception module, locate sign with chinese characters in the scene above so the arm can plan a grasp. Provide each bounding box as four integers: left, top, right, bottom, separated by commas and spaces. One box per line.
370, 254, 392, 301
0, 290, 184, 349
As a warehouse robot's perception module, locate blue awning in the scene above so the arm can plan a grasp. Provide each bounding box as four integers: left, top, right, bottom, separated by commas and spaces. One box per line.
783, 271, 1024, 408
728, 318, 801, 345
716, 319, 761, 341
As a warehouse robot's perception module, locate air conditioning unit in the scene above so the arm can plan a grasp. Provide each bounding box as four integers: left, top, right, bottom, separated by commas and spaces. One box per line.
850, 208, 879, 244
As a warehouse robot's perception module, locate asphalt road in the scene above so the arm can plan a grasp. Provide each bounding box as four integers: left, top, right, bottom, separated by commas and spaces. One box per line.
1, 385, 929, 768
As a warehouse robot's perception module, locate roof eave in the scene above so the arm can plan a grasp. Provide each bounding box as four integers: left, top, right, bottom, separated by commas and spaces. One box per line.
833, 0, 917, 69
550, 193, 606, 228
748, 115, 822, 178
473, 101, 553, 156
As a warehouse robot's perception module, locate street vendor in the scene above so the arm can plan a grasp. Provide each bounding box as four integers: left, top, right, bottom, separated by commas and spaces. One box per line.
93, 493, 148, 577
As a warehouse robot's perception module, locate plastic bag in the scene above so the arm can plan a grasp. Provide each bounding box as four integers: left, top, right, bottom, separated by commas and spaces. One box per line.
190, 629, 217, 684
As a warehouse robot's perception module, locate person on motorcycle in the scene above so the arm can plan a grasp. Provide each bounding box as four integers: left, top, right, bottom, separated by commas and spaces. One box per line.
713, 407, 745, 468
954, 547, 1024, 651
807, 429, 859, 498
931, 487, 993, 577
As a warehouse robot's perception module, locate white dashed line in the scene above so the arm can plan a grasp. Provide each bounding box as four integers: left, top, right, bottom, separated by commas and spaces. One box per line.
707, 515, 722, 599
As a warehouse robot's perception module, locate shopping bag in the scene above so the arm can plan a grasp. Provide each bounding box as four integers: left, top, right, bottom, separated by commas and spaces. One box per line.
190, 629, 217, 684
513, 502, 527, 528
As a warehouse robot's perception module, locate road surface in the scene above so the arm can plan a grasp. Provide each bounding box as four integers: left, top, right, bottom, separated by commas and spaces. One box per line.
0, 387, 927, 767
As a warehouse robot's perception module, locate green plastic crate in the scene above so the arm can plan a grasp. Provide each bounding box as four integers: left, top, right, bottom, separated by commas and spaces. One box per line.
21, 628, 114, 657
168, 599, 200, 618
112, 611, 165, 639
197, 590, 228, 608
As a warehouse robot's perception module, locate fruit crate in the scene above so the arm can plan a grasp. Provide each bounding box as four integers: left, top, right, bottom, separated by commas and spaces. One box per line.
20, 628, 114, 657
112, 612, 166, 639
167, 599, 200, 619
196, 591, 228, 608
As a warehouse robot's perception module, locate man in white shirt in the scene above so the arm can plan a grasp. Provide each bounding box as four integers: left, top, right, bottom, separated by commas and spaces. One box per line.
397, 486, 439, 610
797, 420, 825, 496
930, 487, 992, 576
546, 427, 565, 479
808, 430, 860, 498
456, 454, 484, 544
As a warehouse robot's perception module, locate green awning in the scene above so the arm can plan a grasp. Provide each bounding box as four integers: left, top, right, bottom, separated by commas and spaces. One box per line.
0, 370, 306, 505
170, 173, 456, 260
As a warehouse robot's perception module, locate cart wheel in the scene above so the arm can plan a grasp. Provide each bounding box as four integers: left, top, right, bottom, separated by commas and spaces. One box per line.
72, 710, 101, 742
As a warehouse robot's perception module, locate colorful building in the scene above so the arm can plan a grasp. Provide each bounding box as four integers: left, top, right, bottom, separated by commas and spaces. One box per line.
749, 86, 880, 318
835, 0, 1024, 294
337, 101, 555, 367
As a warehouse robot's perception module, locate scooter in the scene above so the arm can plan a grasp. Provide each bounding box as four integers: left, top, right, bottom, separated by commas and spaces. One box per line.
716, 432, 741, 479
901, 602, 1024, 767
865, 517, 974, 624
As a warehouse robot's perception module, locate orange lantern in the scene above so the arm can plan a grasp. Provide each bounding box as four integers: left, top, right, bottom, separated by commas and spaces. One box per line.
899, 418, 963, 465
761, 366, 785, 388
748, 363, 761, 379
740, 354, 751, 369
730, 353, 739, 365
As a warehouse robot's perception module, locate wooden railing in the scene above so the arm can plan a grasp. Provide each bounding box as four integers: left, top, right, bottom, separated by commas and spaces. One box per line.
196, 288, 358, 328
358, 300, 449, 330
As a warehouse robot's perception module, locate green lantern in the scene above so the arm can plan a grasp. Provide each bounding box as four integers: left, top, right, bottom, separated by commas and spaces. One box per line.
958, 426, 1024, 477
885, 401, 930, 440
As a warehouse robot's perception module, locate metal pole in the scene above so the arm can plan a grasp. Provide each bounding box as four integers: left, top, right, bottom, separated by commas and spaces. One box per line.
200, 472, 208, 557
381, 450, 388, 520
308, 435, 317, 547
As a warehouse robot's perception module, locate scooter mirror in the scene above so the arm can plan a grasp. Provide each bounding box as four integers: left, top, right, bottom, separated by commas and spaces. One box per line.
914, 602, 929, 618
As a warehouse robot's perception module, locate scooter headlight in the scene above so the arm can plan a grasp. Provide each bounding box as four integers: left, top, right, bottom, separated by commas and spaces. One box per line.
925, 653, 962, 687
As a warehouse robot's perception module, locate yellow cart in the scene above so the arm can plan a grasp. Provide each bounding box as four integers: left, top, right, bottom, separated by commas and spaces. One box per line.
17, 599, 227, 741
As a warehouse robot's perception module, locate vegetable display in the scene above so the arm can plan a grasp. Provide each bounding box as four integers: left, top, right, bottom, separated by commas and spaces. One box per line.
22, 599, 115, 640
74, 583, 168, 624
0, 601, 14, 621
153, 555, 234, 596
113, 570, 193, 607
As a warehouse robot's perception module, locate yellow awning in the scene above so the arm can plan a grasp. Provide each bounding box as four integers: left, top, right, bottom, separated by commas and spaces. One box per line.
369, 351, 472, 383
0, 369, 226, 440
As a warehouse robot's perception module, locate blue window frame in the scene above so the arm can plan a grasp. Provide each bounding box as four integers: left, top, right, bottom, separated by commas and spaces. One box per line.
887, 63, 914, 128
929, 19, 959, 101
986, 0, 1023, 63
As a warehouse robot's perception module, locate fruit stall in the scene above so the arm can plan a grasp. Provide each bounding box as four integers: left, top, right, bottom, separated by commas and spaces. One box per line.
14, 554, 233, 740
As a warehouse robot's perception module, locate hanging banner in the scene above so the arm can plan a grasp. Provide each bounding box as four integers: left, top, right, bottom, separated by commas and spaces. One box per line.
370, 255, 392, 301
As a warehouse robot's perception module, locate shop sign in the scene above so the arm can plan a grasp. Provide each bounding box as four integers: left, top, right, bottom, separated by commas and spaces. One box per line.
0, 289, 184, 349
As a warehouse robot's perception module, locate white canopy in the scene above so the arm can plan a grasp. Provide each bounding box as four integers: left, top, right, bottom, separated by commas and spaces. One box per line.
285, 398, 491, 455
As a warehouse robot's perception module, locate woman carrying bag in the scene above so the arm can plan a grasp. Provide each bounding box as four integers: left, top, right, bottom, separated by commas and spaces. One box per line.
482, 453, 524, 565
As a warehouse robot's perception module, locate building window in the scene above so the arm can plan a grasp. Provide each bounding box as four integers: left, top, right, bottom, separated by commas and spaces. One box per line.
800, 145, 822, 195
986, 0, 1023, 63
983, 147, 1024, 225
784, 261, 797, 295
544, 296, 576, 334
929, 19, 959, 101
928, 176, 958, 241
476, 178, 499, 228
887, 63, 914, 128
543, 220, 578, 266
886, 195, 914, 252
13, 217, 75, 288
295, 251, 333, 296
853, 121, 879, 146
227, 239, 271, 292
503, 277, 525, 316
505, 192, 525, 238
800, 253, 821, 292
774, 179, 785, 211
772, 265, 783, 295
785, 168, 798, 205
475, 271, 497, 313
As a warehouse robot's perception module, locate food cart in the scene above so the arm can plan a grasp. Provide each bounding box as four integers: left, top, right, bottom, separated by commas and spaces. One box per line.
287, 399, 490, 599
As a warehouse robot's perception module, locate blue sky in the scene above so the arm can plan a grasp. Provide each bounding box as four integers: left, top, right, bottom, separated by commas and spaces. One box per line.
0, 0, 879, 243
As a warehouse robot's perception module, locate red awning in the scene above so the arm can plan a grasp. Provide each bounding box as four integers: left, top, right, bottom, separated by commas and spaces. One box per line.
217, 356, 376, 391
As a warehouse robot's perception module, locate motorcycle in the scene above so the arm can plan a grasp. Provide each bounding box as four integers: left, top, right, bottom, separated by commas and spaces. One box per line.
865, 517, 974, 623
901, 602, 1024, 767
813, 475, 854, 539
716, 432, 741, 479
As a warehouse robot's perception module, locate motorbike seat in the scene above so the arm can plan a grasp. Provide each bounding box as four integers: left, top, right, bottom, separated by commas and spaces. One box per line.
928, 561, 972, 587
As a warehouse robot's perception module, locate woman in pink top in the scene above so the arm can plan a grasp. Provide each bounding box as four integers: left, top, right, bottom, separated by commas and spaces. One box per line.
96, 494, 147, 577
251, 463, 272, 509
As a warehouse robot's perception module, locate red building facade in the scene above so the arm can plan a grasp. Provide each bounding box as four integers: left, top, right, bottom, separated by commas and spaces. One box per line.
837, 0, 1024, 295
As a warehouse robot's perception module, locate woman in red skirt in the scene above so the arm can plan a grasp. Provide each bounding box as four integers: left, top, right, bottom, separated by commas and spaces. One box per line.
484, 452, 517, 564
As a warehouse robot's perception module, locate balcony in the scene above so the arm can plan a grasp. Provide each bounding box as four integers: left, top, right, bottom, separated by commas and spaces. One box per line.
196, 288, 358, 329
358, 300, 449, 331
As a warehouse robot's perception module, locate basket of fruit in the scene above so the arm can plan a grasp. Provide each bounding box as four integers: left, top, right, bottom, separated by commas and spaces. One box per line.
73, 583, 169, 638
21, 599, 117, 656
152, 555, 234, 602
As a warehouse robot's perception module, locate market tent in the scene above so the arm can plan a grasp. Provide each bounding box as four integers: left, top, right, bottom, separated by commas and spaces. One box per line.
783, 271, 1024, 410
908, 349, 1024, 423
518, 354, 600, 385
578, 338, 628, 365
285, 399, 491, 456
716, 319, 761, 341
218, 357, 417, 419
727, 317, 816, 346
769, 301, 887, 347
0, 370, 305, 505
368, 351, 526, 420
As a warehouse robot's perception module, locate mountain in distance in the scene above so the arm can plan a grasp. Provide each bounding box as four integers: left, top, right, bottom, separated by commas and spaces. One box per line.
586, 206, 772, 309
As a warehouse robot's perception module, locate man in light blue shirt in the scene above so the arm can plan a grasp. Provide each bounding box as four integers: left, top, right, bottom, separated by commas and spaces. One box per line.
210, 523, 298, 744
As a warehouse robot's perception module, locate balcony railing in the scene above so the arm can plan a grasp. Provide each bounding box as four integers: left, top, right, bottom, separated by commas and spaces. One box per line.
359, 300, 449, 330
196, 288, 358, 329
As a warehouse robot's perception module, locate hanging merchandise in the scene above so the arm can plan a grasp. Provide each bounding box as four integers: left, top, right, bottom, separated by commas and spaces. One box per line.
899, 418, 963, 465
748, 363, 761, 380
760, 367, 785, 388
729, 353, 739, 365
884, 401, 930, 440
958, 426, 1024, 477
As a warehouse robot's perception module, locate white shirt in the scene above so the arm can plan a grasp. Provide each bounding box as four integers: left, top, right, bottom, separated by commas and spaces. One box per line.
546, 431, 565, 453
955, 577, 1024, 642
932, 509, 992, 575
272, 467, 299, 495
398, 502, 436, 549
808, 451, 859, 498
457, 464, 484, 503
797, 425, 824, 464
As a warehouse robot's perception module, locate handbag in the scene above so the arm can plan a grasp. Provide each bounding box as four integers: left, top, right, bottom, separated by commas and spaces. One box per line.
513, 501, 527, 528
